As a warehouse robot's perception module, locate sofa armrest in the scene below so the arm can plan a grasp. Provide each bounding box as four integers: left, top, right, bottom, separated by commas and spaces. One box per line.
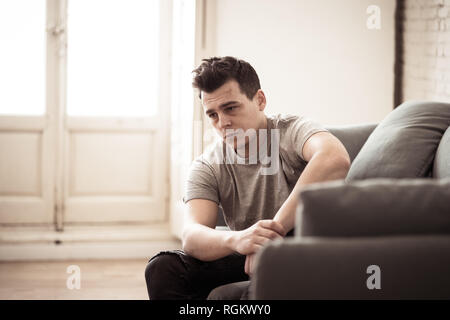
250, 236, 450, 299
297, 178, 450, 237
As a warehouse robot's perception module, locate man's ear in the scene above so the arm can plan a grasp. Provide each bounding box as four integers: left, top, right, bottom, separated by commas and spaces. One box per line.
255, 89, 266, 111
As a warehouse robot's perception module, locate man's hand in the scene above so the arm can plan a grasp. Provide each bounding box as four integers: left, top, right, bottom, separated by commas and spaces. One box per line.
244, 254, 256, 276
229, 219, 286, 256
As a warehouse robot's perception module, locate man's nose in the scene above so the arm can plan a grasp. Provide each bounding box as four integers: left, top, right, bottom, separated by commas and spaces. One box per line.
218, 114, 231, 130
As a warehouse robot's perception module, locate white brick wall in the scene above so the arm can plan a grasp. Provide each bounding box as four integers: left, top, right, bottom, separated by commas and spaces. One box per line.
402, 0, 450, 102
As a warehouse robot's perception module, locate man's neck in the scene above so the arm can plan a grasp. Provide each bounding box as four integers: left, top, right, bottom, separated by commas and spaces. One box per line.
235, 116, 269, 159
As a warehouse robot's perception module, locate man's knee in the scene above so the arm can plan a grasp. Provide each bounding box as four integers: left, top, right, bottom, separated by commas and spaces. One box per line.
145, 251, 187, 300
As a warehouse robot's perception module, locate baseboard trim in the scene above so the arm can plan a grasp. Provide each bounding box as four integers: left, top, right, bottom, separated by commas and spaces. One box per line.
0, 223, 182, 261
0, 240, 181, 261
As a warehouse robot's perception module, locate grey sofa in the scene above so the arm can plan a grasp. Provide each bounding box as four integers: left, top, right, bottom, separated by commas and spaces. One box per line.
209, 101, 450, 300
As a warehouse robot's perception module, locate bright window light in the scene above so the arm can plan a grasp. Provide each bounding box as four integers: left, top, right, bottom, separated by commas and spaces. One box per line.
0, 0, 46, 116
67, 0, 159, 117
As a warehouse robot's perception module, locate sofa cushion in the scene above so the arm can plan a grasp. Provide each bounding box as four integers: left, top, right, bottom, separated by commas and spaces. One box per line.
298, 178, 450, 237
207, 281, 250, 300
346, 101, 450, 180
433, 126, 450, 179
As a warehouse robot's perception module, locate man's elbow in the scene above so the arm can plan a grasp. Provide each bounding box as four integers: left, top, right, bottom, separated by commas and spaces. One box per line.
318, 150, 350, 180
332, 153, 351, 178
181, 224, 203, 258
181, 225, 193, 254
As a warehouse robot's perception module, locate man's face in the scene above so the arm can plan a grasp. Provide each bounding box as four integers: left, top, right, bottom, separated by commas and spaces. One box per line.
202, 80, 266, 149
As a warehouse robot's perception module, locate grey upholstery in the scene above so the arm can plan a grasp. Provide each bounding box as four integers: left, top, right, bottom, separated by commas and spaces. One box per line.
346, 101, 450, 180
298, 178, 450, 237
327, 123, 377, 162
207, 281, 251, 300
251, 236, 450, 299
433, 126, 450, 179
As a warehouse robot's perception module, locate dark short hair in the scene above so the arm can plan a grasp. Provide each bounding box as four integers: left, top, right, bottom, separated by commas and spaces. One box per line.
192, 56, 261, 100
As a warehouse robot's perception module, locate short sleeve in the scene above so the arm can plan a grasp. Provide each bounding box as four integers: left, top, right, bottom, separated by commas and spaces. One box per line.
183, 158, 220, 205
288, 117, 328, 161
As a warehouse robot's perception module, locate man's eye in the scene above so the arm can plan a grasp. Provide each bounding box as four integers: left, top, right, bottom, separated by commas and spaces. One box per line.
226, 107, 235, 111
209, 113, 217, 119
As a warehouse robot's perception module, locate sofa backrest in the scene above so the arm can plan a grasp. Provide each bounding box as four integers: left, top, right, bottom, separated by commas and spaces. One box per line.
326, 124, 377, 163
328, 123, 450, 179
433, 126, 450, 179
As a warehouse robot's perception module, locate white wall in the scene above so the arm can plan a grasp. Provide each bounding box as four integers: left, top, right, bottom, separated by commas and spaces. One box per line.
210, 0, 396, 126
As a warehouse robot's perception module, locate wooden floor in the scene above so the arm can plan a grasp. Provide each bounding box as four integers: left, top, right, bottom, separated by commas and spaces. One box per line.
0, 259, 150, 300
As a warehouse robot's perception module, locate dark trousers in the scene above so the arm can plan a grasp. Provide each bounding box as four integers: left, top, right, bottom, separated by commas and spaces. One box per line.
145, 229, 294, 300
145, 250, 249, 300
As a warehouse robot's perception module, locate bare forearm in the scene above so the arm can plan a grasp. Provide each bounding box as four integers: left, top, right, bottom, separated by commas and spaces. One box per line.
274, 153, 350, 232
182, 224, 237, 261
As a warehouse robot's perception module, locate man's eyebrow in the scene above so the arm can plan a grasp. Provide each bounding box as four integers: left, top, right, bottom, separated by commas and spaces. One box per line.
205, 101, 240, 115
219, 101, 240, 108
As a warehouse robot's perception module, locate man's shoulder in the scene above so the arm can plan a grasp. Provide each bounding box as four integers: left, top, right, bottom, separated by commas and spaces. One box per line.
191, 140, 224, 169
267, 113, 304, 128
268, 113, 327, 152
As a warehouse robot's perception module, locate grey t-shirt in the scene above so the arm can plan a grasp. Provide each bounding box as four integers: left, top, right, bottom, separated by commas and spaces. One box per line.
183, 114, 328, 231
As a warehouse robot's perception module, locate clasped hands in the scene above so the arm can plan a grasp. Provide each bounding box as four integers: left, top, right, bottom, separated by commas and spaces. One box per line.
232, 219, 286, 276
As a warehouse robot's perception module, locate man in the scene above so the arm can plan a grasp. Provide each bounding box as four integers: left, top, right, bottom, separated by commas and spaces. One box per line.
145, 56, 350, 299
